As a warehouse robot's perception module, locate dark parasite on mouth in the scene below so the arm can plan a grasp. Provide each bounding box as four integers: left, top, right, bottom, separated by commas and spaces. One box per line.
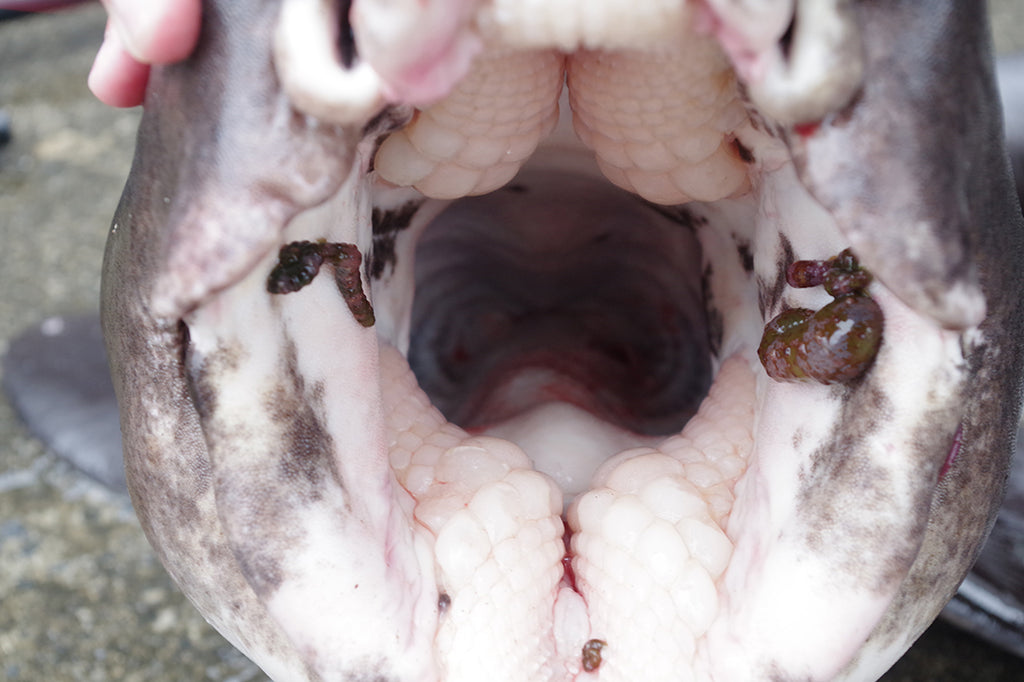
580, 639, 606, 672
758, 249, 884, 384
267, 240, 376, 327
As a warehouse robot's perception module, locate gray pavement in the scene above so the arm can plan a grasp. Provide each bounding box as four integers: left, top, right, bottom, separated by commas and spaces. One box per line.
1, 3, 1023, 681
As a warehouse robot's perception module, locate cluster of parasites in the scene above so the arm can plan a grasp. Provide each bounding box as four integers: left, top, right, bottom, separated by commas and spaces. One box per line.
758, 248, 884, 384
267, 240, 376, 327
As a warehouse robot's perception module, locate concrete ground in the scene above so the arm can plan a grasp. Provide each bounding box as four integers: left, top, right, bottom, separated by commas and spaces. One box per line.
1, 3, 1023, 680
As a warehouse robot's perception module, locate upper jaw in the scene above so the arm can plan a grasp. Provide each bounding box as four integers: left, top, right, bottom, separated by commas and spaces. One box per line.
101, 1, 1024, 680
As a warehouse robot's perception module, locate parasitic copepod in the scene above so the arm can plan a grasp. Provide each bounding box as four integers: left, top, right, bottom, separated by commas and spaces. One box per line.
267, 240, 376, 327
581, 639, 607, 672
759, 249, 883, 384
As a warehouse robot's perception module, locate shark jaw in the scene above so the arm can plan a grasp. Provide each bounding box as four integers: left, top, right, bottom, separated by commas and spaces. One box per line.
102, 1, 1024, 681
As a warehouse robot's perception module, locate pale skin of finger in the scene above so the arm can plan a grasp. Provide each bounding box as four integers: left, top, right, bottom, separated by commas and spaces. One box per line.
89, 23, 152, 108
88, 0, 202, 107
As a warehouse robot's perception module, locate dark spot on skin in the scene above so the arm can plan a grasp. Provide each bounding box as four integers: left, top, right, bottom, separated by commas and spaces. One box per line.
778, 15, 796, 62
734, 138, 755, 164
177, 319, 191, 371
277, 400, 331, 494
364, 106, 416, 173
736, 240, 755, 273
438, 593, 451, 614
744, 100, 765, 133
701, 263, 724, 358
335, 0, 356, 69
581, 639, 606, 672
756, 276, 768, 318
0, 110, 10, 147
236, 550, 285, 596
197, 337, 344, 600
369, 200, 422, 279
267, 340, 340, 498
362, 105, 413, 140
795, 377, 940, 593
777, 235, 794, 297
188, 343, 245, 423
758, 234, 793, 318
372, 200, 421, 236
644, 203, 708, 233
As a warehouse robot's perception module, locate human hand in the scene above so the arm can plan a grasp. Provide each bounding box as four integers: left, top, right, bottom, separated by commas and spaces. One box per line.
88, 0, 201, 107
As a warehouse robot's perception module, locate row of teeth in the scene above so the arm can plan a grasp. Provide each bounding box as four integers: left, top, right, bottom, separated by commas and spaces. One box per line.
380, 343, 755, 679
373, 33, 750, 205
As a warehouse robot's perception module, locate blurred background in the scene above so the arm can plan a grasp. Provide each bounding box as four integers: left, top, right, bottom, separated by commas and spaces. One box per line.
1, 2, 1023, 680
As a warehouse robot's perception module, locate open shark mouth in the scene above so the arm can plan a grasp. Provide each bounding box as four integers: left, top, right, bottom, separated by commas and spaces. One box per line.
101, 1, 1024, 681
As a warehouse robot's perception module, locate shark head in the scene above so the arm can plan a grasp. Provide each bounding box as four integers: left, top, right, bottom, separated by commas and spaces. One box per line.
101, 1, 1024, 680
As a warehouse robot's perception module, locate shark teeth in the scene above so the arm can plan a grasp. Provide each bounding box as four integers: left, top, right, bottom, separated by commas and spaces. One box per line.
379, 333, 755, 679
567, 43, 750, 204
374, 30, 751, 205
374, 49, 565, 199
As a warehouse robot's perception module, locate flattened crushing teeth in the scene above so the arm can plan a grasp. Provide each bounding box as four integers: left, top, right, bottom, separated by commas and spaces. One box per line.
381, 346, 755, 679
374, 49, 565, 198
374, 11, 750, 204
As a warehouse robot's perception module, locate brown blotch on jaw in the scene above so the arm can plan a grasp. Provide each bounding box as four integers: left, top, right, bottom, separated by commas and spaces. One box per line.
581, 639, 607, 672
369, 200, 422, 279
757, 234, 795, 318
701, 262, 725, 358
736, 240, 755, 274
734, 138, 755, 164
267, 241, 376, 327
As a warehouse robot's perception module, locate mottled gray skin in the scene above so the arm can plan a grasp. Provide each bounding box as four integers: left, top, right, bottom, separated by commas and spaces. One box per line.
784, 2, 1024, 675
101, 1, 367, 678
100, 1, 1024, 681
